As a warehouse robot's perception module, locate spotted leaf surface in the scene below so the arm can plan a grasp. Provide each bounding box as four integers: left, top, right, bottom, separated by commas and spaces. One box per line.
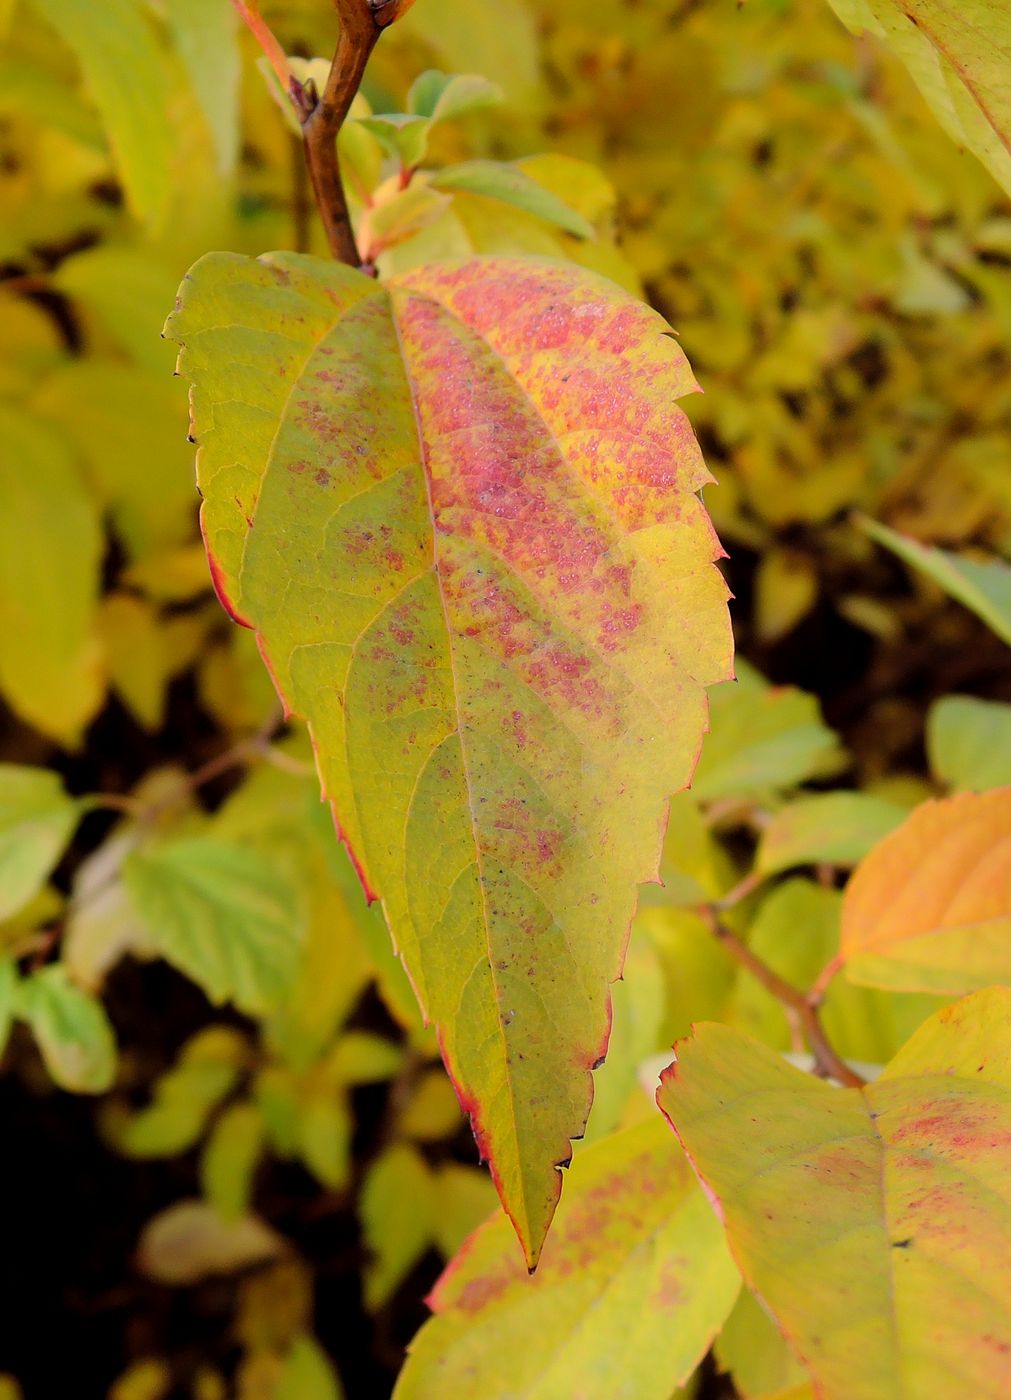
166, 252, 732, 1265
658, 989, 1011, 1400
395, 1116, 740, 1400
840, 788, 1011, 994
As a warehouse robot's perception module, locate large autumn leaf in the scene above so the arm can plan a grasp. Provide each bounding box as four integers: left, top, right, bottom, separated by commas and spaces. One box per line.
658, 988, 1011, 1400
840, 787, 1011, 993
395, 1115, 740, 1400
826, 0, 1011, 199
166, 252, 732, 1265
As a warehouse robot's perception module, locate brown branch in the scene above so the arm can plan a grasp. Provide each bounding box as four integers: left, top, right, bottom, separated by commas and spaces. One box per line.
699, 906, 866, 1089
233, 0, 396, 266
301, 1, 384, 264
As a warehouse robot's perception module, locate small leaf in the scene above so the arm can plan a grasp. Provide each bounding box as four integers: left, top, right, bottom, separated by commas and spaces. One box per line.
357, 115, 432, 170
756, 792, 907, 875
273, 1338, 344, 1400
0, 406, 103, 743
927, 694, 1011, 791
0, 959, 18, 1059
136, 1200, 285, 1285
395, 1116, 740, 1400
407, 71, 502, 123
28, 0, 172, 225
715, 1288, 811, 1399
166, 251, 732, 1267
361, 1144, 436, 1310
430, 161, 594, 238
658, 989, 1011, 1400
692, 664, 843, 801
859, 515, 1011, 646
840, 787, 1011, 993
296, 1087, 353, 1190
18, 964, 117, 1093
0, 766, 79, 921
120, 1028, 246, 1158
430, 1163, 499, 1259
201, 1103, 264, 1224
124, 838, 304, 1015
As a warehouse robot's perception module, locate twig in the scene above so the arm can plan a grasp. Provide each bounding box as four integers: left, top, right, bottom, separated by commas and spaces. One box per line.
232, 0, 397, 266
699, 906, 865, 1088
230, 0, 296, 95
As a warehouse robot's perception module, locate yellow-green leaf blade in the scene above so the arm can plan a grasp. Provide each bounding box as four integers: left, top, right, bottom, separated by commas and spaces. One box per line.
28, 0, 173, 226
166, 251, 732, 1265
658, 988, 1011, 1400
826, 0, 1011, 197
0, 766, 80, 921
395, 1116, 740, 1400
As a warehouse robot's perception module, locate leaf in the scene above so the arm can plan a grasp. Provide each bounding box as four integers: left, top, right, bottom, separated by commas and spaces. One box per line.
0, 766, 79, 921
825, 0, 1011, 198
756, 792, 907, 875
430, 162, 594, 238
18, 964, 117, 1093
715, 1288, 811, 1399
430, 1163, 499, 1259
273, 1338, 344, 1400
361, 1144, 436, 1310
0, 959, 18, 1060
658, 988, 1011, 1400
927, 694, 1011, 791
0, 405, 103, 743
407, 71, 502, 123
859, 515, 1011, 646
395, 1116, 740, 1400
357, 115, 433, 171
201, 1104, 264, 1224
840, 787, 1011, 993
124, 838, 304, 1015
165, 0, 239, 176
166, 251, 732, 1266
28, 0, 172, 225
136, 1200, 285, 1285
119, 1027, 247, 1158
51, 245, 179, 374
691, 664, 843, 802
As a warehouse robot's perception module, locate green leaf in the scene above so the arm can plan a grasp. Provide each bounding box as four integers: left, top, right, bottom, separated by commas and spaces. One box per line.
18, 964, 117, 1093
51, 245, 179, 375
357, 115, 433, 171
119, 1027, 246, 1158
840, 787, 1011, 994
0, 766, 79, 921
124, 838, 304, 1015
407, 71, 502, 123
727, 879, 898, 1065
692, 664, 843, 802
658, 988, 1011, 1400
825, 0, 1011, 198
166, 251, 732, 1266
430, 162, 594, 238
201, 1103, 264, 1224
0, 959, 18, 1059
0, 405, 103, 743
274, 1338, 344, 1400
859, 515, 1011, 646
395, 1116, 740, 1400
28, 0, 172, 225
361, 1144, 436, 1310
927, 694, 1011, 791
165, 0, 239, 176
715, 1288, 811, 1399
430, 1163, 499, 1259
756, 792, 907, 875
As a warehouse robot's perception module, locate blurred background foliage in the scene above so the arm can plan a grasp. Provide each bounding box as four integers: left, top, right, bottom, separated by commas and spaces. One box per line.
1, 0, 1010, 1395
